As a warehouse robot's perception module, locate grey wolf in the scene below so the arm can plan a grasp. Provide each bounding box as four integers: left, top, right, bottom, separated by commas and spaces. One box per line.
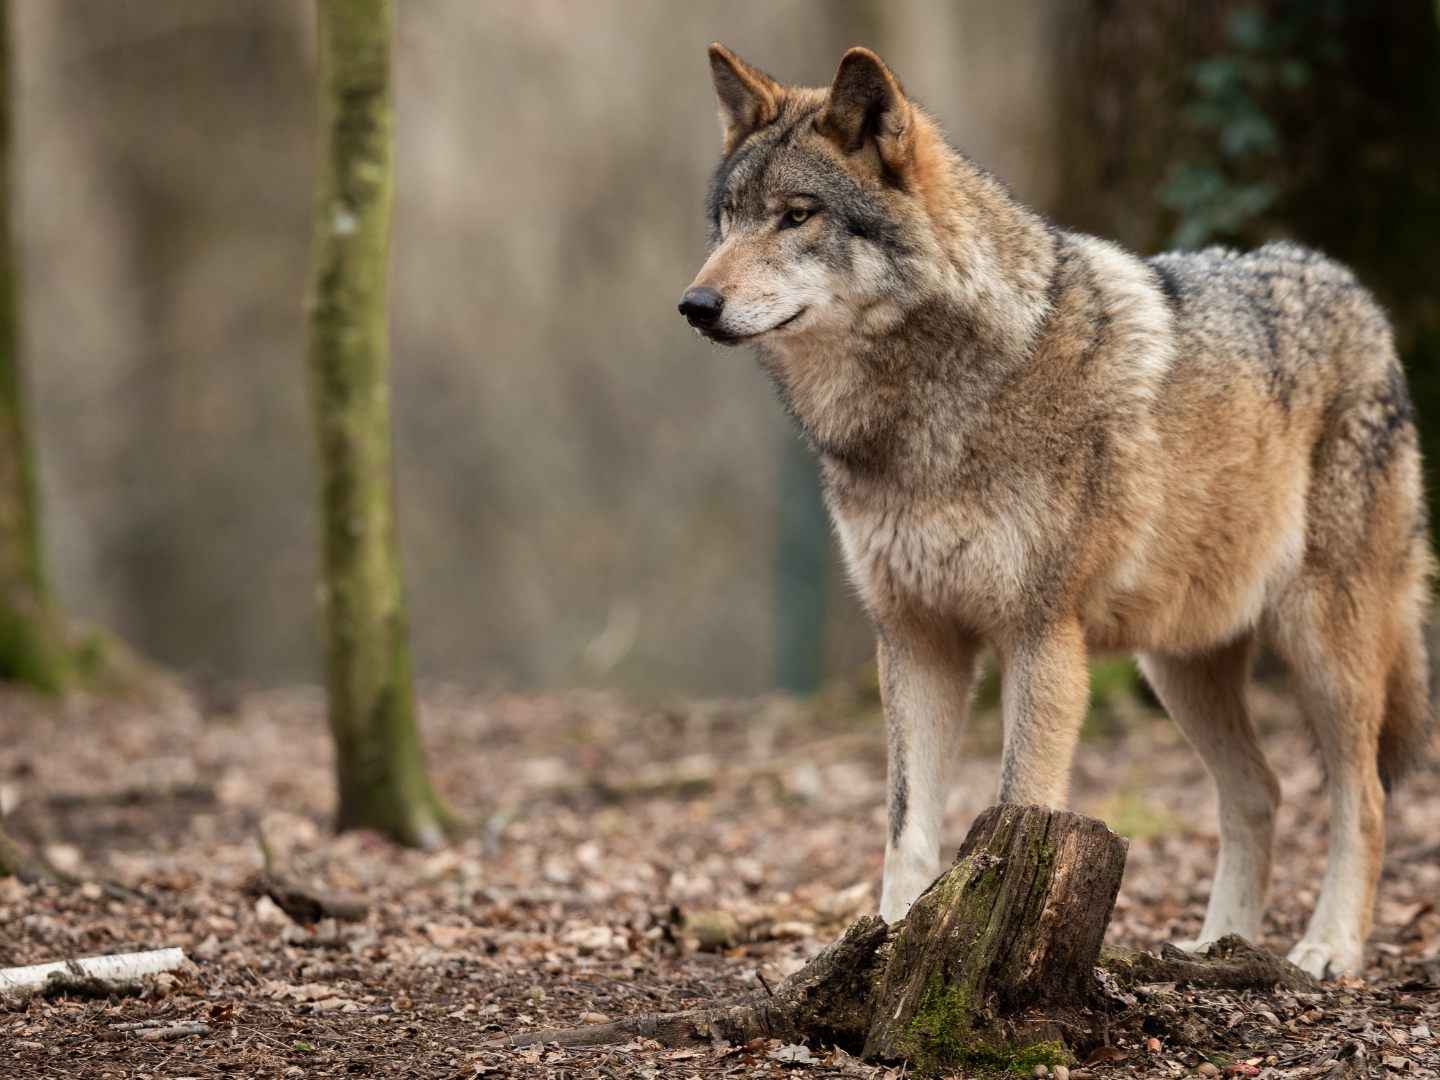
679, 43, 1432, 979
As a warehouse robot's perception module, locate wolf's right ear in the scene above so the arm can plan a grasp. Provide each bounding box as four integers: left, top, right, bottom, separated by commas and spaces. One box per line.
708, 43, 782, 154
817, 48, 912, 174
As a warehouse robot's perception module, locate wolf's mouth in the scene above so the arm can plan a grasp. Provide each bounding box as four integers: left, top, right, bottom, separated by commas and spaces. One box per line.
698, 308, 807, 346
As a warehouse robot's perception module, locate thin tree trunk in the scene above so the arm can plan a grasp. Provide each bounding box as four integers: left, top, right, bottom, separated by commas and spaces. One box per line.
306, 0, 448, 848
0, 0, 69, 693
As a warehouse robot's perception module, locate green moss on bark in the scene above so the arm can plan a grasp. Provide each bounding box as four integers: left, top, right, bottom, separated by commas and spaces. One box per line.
306, 0, 449, 847
892, 979, 1070, 1075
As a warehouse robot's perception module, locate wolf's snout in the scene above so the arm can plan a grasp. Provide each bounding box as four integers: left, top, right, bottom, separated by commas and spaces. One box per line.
678, 286, 725, 329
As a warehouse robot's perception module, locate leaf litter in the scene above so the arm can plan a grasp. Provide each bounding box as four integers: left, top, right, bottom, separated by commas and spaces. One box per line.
0, 683, 1436, 1077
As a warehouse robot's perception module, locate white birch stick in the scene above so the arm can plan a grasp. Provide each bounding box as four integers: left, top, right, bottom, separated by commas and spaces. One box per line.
0, 947, 186, 994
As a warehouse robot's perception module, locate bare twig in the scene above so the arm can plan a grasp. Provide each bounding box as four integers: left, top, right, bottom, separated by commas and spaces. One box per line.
109, 1021, 211, 1042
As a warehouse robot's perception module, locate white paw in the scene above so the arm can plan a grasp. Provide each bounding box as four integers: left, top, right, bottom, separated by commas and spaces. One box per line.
879, 859, 939, 924
1172, 938, 1209, 954
878, 896, 910, 925
1287, 939, 1363, 980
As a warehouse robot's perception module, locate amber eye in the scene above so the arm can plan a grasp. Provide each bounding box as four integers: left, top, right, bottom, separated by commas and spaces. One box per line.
781, 207, 813, 229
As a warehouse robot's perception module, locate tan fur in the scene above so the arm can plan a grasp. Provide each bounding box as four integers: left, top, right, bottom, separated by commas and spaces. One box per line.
686, 46, 1434, 979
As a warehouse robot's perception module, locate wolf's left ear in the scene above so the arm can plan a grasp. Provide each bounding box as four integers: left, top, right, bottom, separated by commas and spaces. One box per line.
817, 48, 912, 173
709, 43, 782, 153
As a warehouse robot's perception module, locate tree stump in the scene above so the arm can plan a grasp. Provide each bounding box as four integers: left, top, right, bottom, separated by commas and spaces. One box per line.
860, 804, 1127, 1071
490, 805, 1126, 1074
486, 805, 1314, 1074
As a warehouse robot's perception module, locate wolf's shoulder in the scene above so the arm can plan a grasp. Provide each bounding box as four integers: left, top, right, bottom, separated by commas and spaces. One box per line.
1144, 240, 1370, 310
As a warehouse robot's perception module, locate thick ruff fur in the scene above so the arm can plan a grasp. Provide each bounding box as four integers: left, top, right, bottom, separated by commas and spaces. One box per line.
682, 44, 1434, 979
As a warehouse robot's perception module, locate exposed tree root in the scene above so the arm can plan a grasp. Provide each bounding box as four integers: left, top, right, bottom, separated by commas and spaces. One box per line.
0, 820, 147, 905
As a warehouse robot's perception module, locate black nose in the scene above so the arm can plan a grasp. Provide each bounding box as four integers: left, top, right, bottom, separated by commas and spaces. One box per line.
678, 286, 724, 329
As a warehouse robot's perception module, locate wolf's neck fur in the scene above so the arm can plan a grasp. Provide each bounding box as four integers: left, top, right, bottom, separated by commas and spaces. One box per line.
766, 120, 1059, 492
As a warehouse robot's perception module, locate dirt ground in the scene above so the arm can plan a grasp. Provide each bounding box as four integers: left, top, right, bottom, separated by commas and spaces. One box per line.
0, 679, 1437, 1078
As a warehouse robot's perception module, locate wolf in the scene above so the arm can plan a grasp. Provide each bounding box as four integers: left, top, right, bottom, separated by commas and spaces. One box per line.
679, 43, 1433, 979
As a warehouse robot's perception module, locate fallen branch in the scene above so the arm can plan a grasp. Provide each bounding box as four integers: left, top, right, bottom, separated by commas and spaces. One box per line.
0, 821, 148, 905
0, 947, 188, 996
108, 1020, 211, 1041
246, 827, 368, 924
1103, 937, 1317, 993
46, 778, 214, 809
487, 915, 889, 1052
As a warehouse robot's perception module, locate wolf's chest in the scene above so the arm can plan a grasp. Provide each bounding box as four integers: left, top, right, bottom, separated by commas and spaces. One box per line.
828, 498, 1038, 629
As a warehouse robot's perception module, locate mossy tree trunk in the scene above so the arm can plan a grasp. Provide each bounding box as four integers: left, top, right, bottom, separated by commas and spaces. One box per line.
0, 0, 70, 693
306, 0, 448, 849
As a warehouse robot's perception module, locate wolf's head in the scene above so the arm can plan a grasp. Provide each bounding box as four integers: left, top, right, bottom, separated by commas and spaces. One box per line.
680, 46, 1056, 465
679, 45, 953, 351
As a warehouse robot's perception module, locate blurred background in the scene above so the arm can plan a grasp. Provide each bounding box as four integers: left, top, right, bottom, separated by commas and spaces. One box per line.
14, 0, 1440, 697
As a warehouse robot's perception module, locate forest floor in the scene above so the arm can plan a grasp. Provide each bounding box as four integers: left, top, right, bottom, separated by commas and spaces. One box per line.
0, 679, 1437, 1079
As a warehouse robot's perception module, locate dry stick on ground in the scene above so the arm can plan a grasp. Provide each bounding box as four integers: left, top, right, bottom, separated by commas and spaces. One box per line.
0, 947, 187, 996
487, 805, 1316, 1075
244, 826, 369, 924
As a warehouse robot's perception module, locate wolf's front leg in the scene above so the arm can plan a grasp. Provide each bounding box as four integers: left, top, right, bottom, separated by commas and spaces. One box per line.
877, 626, 979, 924
997, 623, 1089, 807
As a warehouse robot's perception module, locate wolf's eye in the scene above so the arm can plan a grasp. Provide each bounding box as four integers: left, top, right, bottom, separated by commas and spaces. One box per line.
780, 207, 813, 229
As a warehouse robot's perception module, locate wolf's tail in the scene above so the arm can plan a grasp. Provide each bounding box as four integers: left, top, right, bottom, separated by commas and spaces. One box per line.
1379, 622, 1434, 792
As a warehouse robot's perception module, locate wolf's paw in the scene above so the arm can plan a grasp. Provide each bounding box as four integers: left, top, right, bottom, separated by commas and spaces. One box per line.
1171, 938, 1209, 954
1287, 939, 1363, 981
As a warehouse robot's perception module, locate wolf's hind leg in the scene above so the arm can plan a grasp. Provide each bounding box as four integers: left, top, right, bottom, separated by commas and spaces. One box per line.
1139, 634, 1278, 948
1271, 597, 1388, 980
877, 626, 979, 924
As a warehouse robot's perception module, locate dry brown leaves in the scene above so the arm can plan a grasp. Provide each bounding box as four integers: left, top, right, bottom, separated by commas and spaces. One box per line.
0, 684, 1436, 1077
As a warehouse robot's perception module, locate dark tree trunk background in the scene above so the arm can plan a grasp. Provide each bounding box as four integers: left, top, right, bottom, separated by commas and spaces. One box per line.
1050, 0, 1440, 508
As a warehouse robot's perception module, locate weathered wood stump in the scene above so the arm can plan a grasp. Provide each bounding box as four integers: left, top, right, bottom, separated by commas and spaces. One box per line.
860, 804, 1126, 1070
487, 804, 1315, 1074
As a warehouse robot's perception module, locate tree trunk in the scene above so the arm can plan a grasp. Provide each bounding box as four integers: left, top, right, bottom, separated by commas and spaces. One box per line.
306, 0, 448, 848
0, 0, 69, 693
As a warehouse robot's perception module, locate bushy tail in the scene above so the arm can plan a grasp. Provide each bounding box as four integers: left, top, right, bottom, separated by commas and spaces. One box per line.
1379, 624, 1434, 792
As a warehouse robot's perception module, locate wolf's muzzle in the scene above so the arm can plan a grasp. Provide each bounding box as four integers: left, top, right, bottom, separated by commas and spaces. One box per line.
678, 286, 725, 329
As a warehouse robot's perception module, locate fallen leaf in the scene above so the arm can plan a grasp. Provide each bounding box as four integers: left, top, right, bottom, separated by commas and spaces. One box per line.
1084, 1045, 1126, 1065
769, 1043, 814, 1064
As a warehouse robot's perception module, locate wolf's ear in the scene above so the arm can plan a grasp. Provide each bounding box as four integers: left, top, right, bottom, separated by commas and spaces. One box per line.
817, 47, 912, 173
708, 43, 782, 153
